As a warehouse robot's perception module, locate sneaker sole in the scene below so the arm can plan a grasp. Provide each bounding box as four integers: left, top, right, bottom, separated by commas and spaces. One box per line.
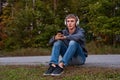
51, 71, 64, 76
43, 73, 51, 76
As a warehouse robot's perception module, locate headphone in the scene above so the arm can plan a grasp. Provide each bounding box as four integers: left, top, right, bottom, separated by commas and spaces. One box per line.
64, 14, 79, 26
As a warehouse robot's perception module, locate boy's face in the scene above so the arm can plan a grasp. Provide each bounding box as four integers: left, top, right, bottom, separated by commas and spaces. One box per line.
66, 18, 76, 30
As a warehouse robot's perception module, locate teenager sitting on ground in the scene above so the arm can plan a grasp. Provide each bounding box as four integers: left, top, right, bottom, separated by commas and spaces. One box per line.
43, 14, 88, 76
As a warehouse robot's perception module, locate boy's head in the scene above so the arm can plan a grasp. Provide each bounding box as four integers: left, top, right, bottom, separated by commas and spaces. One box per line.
65, 14, 79, 26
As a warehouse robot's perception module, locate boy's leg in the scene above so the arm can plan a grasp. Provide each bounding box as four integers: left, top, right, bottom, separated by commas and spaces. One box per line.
69, 42, 86, 65
49, 40, 67, 65
44, 40, 67, 76
61, 40, 86, 66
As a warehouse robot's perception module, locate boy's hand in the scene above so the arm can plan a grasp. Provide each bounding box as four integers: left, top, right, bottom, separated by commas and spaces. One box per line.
55, 33, 64, 40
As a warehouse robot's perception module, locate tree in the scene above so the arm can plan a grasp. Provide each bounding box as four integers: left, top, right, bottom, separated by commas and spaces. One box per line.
1, 0, 120, 51
88, 0, 120, 45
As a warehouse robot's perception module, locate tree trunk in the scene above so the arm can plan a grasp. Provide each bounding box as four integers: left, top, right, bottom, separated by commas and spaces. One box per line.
53, 0, 57, 15
0, 0, 2, 15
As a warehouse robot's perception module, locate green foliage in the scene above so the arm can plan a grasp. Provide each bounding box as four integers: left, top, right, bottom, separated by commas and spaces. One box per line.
0, 0, 120, 51
2, 0, 62, 50
87, 0, 120, 46
4, 8, 36, 50
88, 0, 120, 35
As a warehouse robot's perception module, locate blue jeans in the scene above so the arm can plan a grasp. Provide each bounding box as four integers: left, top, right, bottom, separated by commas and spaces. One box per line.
50, 40, 86, 66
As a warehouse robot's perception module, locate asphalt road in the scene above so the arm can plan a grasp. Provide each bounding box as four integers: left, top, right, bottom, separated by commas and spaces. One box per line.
0, 55, 120, 68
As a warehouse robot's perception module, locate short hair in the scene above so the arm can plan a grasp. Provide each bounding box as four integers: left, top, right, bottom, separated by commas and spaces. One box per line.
65, 14, 77, 20
64, 14, 79, 26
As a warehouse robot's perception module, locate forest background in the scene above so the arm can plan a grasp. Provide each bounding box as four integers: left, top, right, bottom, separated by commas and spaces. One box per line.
0, 0, 120, 56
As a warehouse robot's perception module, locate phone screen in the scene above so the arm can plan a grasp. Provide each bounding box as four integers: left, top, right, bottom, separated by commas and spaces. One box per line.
57, 31, 63, 34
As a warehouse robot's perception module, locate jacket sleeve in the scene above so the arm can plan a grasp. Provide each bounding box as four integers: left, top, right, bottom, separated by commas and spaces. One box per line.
66, 28, 85, 42
48, 36, 56, 46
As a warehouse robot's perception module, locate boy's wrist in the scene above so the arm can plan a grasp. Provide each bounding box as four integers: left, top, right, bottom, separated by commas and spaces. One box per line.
64, 36, 67, 39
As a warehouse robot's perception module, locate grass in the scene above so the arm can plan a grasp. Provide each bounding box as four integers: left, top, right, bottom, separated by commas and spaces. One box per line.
86, 41, 120, 54
0, 65, 120, 80
0, 42, 120, 80
0, 48, 51, 57
0, 41, 120, 57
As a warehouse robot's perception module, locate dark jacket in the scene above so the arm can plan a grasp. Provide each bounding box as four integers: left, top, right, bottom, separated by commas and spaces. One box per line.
49, 26, 88, 57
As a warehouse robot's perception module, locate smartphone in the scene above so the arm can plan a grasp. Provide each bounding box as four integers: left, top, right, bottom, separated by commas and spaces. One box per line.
57, 30, 63, 34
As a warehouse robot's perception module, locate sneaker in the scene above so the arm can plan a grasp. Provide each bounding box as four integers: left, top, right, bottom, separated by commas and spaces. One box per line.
43, 66, 56, 76
51, 65, 64, 76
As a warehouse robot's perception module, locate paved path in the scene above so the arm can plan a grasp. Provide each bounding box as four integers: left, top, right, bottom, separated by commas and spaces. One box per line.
0, 55, 120, 68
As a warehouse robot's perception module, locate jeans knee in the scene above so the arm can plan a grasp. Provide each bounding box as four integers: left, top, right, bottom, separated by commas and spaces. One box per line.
69, 40, 78, 46
53, 40, 63, 46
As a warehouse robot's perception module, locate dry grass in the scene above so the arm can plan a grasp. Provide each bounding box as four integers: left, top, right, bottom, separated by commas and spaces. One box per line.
0, 42, 120, 57
0, 48, 51, 57
86, 41, 120, 54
